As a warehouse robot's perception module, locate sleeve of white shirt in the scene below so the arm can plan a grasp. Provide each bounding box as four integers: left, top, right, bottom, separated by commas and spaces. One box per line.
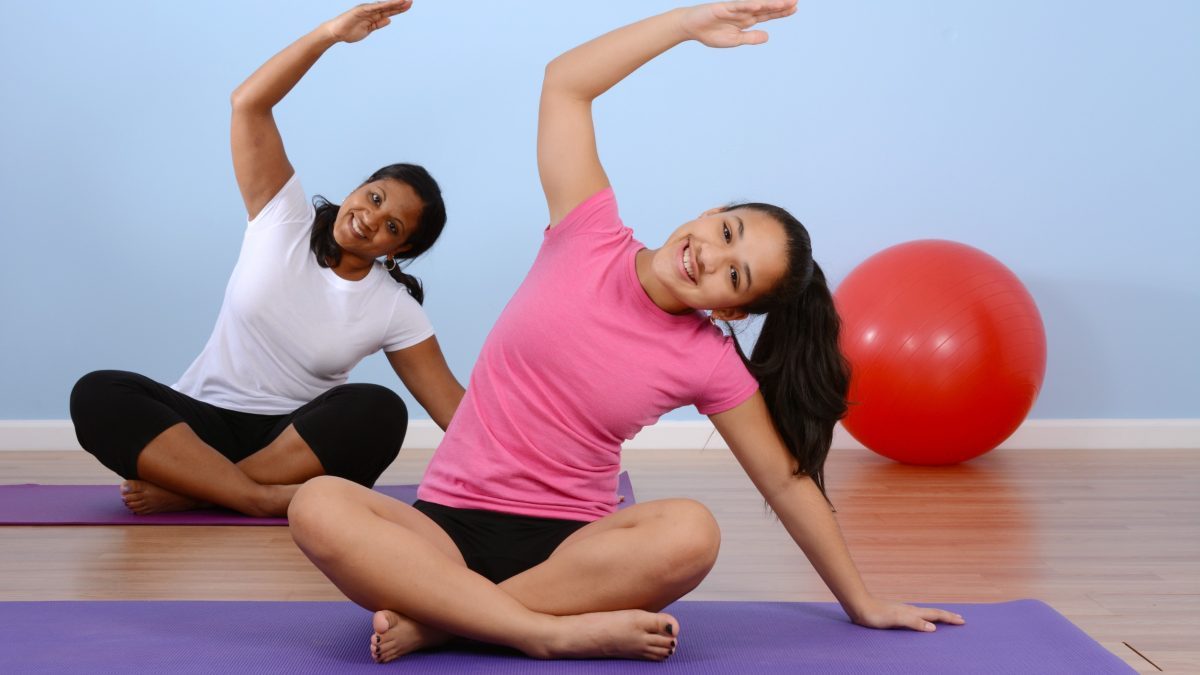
382, 291, 437, 353
247, 173, 314, 233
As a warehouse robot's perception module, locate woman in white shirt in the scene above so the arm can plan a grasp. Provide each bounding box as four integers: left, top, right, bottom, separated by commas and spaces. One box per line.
70, 1, 461, 517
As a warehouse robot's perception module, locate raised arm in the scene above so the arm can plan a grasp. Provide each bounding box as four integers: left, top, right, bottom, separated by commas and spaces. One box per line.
538, 1, 797, 226
230, 1, 412, 219
709, 393, 966, 631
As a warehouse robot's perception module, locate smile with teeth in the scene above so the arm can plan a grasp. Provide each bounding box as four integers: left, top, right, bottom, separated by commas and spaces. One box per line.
682, 243, 697, 283
350, 215, 367, 239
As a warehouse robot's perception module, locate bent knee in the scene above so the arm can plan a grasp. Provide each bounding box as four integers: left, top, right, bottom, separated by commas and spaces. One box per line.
70, 370, 131, 412
340, 384, 407, 421
658, 499, 721, 573
288, 476, 359, 544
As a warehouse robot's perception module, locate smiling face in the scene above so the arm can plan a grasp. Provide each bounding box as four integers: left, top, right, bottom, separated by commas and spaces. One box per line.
332, 178, 424, 261
645, 206, 791, 318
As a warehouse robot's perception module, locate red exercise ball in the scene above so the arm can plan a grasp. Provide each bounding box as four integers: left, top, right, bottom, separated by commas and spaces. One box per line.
834, 240, 1046, 465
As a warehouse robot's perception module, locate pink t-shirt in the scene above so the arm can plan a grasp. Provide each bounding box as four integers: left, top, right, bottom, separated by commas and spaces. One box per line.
418, 189, 759, 520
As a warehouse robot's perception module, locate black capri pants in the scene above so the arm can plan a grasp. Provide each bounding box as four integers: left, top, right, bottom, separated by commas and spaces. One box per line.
69, 370, 407, 487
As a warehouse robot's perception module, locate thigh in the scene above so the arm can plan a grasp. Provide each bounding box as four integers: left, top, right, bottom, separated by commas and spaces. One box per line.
69, 370, 241, 477
290, 477, 465, 567
275, 384, 408, 487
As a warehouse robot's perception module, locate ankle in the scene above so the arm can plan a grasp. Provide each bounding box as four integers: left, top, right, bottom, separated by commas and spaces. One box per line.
517, 615, 565, 660
244, 483, 290, 517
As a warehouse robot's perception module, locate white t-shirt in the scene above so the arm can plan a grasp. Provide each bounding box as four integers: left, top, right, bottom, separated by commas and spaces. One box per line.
174, 174, 435, 414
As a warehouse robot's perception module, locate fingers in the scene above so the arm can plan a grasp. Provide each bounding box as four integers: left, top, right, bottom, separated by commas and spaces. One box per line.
367, 0, 412, 16
725, 0, 798, 21
739, 30, 770, 46
358, 0, 410, 23
902, 606, 966, 631
920, 607, 966, 625
908, 614, 938, 632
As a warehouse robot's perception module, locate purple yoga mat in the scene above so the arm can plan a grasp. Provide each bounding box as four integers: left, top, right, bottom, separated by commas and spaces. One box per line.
0, 472, 635, 525
0, 599, 1132, 674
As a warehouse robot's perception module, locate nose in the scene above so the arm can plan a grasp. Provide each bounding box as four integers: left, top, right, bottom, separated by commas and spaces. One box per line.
359, 211, 378, 233
696, 244, 727, 277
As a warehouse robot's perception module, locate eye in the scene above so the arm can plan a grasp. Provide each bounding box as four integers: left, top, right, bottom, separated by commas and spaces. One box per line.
722, 223, 732, 243
730, 267, 739, 289
387, 220, 398, 234
371, 192, 381, 205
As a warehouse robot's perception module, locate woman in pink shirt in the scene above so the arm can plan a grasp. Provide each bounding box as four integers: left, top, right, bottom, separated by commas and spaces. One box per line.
290, 0, 964, 663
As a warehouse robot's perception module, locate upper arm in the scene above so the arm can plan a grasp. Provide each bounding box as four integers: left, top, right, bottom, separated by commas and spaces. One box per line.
385, 336, 466, 431
230, 95, 295, 221
537, 66, 611, 228
708, 392, 799, 498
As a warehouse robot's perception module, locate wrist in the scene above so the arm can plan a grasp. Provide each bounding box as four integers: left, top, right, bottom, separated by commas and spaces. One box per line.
666, 7, 696, 43
313, 23, 343, 49
841, 591, 877, 624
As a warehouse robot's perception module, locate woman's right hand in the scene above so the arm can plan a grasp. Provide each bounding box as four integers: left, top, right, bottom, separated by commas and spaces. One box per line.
679, 0, 797, 48
323, 0, 412, 44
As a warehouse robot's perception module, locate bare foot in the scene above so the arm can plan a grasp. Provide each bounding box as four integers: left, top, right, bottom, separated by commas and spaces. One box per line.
370, 610, 451, 663
121, 480, 205, 514
536, 610, 678, 661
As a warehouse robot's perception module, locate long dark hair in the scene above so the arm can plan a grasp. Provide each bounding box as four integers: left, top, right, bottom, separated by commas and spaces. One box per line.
309, 163, 447, 305
723, 203, 850, 500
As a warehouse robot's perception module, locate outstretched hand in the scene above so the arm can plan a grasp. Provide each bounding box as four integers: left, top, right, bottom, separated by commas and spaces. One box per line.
679, 0, 798, 48
324, 0, 412, 44
852, 598, 966, 632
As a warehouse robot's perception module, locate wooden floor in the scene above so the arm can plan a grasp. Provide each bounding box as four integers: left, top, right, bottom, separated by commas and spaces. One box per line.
1, 447, 1197, 672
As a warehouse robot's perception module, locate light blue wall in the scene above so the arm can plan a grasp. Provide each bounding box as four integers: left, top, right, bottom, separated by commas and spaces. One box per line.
2, 1, 1197, 420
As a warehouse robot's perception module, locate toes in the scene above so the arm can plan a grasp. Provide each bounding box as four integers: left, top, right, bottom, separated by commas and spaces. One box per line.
658, 613, 679, 638
649, 634, 675, 649
647, 645, 672, 661
373, 609, 399, 635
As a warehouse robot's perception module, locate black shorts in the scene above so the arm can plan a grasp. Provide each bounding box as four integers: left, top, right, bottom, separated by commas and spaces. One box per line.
413, 500, 590, 584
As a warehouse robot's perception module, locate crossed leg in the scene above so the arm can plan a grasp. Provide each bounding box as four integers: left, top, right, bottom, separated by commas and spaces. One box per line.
122, 423, 318, 517
289, 476, 718, 661
374, 495, 720, 660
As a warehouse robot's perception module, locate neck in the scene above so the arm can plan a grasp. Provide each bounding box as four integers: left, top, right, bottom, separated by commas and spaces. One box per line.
329, 252, 374, 281
635, 248, 690, 315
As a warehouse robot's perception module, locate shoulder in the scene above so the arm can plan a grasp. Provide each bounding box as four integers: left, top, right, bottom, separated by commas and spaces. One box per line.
546, 187, 619, 238
694, 332, 759, 416
247, 173, 314, 232
381, 282, 435, 351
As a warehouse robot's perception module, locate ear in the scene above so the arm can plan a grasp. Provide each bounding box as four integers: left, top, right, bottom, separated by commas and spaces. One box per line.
710, 308, 748, 323
393, 243, 413, 255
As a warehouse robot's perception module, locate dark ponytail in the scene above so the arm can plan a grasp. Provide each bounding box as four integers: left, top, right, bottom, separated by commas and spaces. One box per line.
724, 204, 850, 500
309, 163, 447, 305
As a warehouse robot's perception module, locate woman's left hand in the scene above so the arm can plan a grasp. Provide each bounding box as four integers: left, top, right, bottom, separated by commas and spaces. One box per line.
850, 597, 966, 632
324, 0, 412, 44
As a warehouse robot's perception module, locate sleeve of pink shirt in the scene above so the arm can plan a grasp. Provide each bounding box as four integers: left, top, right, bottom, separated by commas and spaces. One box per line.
694, 339, 760, 415
545, 188, 619, 239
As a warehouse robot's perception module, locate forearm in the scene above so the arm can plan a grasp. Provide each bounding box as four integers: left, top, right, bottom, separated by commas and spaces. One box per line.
544, 8, 690, 102
430, 385, 465, 432
768, 477, 873, 620
231, 27, 338, 111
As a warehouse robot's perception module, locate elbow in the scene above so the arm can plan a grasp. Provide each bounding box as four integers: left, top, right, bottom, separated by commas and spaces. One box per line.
542, 58, 564, 93
230, 85, 248, 111
540, 59, 590, 104
229, 83, 262, 113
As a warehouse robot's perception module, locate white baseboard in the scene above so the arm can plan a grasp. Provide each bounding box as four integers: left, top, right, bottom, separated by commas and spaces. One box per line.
2, 419, 1198, 452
